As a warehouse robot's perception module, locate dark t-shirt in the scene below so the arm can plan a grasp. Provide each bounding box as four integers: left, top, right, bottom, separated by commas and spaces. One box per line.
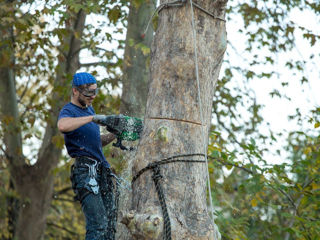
58, 102, 110, 168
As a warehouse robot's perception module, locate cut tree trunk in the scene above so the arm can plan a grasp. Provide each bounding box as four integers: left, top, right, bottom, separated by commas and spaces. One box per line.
123, 0, 227, 239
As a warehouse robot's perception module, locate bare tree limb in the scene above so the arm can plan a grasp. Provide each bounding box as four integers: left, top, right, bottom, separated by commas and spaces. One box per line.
80, 61, 119, 68
17, 76, 31, 103
46, 222, 79, 236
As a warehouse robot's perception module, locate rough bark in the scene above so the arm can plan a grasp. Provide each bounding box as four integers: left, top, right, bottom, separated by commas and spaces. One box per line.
117, 1, 156, 239
123, 0, 227, 239
0, 7, 86, 240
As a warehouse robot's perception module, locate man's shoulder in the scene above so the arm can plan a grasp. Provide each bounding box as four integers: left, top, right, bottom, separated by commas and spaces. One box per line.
59, 102, 75, 119
61, 102, 74, 110
88, 105, 95, 114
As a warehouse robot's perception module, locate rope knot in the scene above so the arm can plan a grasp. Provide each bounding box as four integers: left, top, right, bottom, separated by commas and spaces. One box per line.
152, 165, 163, 181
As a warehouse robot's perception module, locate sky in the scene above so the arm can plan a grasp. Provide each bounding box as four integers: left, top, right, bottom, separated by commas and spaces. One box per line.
224, 5, 320, 164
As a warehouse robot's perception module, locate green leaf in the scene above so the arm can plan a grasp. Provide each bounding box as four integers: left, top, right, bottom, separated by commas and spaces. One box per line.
108, 7, 121, 24
140, 45, 150, 56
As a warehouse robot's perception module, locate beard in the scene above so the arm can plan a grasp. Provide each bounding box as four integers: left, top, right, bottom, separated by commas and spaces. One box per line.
78, 95, 87, 107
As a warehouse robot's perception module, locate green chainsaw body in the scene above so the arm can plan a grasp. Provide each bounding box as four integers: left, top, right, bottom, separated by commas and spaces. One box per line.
98, 114, 143, 150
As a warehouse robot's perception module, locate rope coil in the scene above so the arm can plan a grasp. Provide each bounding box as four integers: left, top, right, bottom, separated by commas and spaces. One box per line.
132, 153, 206, 183
132, 153, 206, 240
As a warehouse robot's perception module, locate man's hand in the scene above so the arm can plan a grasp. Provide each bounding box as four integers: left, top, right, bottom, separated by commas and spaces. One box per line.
92, 114, 121, 136
92, 114, 108, 125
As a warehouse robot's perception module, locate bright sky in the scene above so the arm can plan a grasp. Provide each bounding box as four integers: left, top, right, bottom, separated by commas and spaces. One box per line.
224, 6, 320, 164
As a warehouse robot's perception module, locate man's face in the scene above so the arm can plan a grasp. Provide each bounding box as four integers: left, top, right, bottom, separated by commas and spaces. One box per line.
74, 84, 98, 107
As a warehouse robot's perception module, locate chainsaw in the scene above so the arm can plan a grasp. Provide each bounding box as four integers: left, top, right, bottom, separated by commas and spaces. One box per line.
93, 114, 143, 150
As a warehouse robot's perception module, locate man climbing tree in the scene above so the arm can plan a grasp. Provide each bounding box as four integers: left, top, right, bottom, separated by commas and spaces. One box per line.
122, 0, 227, 239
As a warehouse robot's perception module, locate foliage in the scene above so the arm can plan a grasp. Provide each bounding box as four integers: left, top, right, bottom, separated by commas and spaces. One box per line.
209, 112, 320, 239
209, 1, 320, 239
0, 0, 319, 239
0, 0, 128, 238
46, 159, 86, 239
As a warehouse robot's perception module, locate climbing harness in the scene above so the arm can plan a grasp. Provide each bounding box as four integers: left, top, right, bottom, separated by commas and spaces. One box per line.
71, 157, 128, 216
132, 154, 206, 240
85, 161, 99, 194
111, 172, 131, 191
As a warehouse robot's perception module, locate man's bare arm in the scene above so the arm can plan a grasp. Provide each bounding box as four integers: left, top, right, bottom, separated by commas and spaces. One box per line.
101, 133, 116, 147
57, 116, 93, 133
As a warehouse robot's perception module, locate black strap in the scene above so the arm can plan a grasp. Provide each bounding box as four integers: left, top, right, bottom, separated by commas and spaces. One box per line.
152, 165, 171, 240
132, 153, 206, 240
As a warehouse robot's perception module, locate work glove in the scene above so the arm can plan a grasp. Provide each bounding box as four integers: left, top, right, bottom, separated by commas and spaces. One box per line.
92, 114, 108, 126
92, 114, 122, 136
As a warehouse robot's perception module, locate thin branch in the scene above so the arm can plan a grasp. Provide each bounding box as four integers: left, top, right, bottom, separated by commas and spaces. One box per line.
46, 222, 79, 236
54, 186, 73, 196
47, 40, 67, 58
80, 61, 119, 68
74, 45, 114, 56
52, 197, 75, 203
0, 145, 13, 162
19, 94, 37, 120
95, 46, 114, 54
272, 182, 296, 210
17, 76, 32, 102
208, 156, 255, 175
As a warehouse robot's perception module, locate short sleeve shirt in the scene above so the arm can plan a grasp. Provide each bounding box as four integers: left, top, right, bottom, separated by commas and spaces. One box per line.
58, 102, 110, 168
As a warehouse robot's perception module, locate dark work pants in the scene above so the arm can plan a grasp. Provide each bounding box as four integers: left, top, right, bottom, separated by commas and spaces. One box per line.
71, 161, 116, 240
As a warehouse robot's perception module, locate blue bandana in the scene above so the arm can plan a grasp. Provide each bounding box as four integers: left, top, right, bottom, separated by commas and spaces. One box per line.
72, 72, 97, 86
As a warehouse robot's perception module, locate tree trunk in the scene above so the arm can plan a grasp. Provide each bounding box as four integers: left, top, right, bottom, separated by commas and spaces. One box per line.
0, 7, 87, 240
123, 1, 227, 239
120, 0, 156, 118
117, 1, 156, 239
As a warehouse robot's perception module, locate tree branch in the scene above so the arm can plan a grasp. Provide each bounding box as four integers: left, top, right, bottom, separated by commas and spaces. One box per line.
208, 155, 255, 175
53, 186, 73, 196
79, 61, 119, 68
17, 76, 31, 103
46, 222, 79, 236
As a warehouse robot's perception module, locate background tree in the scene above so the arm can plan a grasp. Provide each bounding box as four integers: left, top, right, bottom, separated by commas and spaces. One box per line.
0, 1, 86, 239
116, 0, 156, 239
0, 0, 127, 239
207, 1, 320, 239
120, 0, 156, 117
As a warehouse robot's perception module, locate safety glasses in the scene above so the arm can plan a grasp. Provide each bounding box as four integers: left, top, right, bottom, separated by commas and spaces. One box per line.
76, 87, 99, 97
